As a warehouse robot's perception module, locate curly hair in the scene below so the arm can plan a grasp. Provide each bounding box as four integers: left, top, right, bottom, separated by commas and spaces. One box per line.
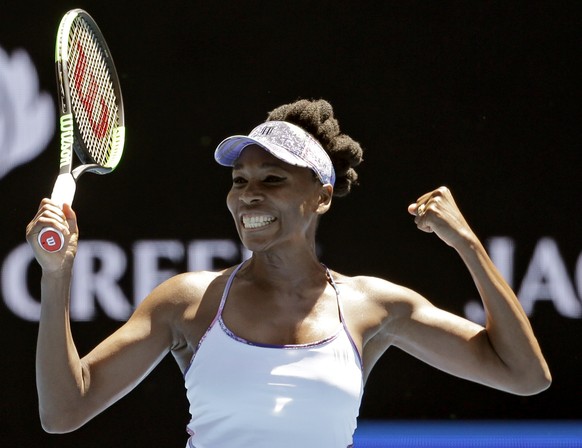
266, 99, 364, 197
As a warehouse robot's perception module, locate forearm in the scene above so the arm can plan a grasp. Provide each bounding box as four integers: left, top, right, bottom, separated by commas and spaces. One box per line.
36, 269, 88, 432
456, 233, 551, 393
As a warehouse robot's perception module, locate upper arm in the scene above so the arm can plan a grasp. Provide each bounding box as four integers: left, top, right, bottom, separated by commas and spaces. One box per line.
362, 278, 512, 391
77, 273, 201, 419
390, 296, 501, 383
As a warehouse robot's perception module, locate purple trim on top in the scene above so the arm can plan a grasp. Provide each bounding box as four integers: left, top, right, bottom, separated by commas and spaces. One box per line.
184, 262, 364, 376
218, 316, 342, 350
183, 263, 246, 378
324, 265, 364, 370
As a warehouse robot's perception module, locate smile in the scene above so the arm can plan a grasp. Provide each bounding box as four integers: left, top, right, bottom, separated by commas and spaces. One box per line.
242, 215, 277, 229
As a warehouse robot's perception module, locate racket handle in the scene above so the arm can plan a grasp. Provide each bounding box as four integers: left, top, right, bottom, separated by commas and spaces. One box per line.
38, 174, 77, 253
50, 173, 76, 207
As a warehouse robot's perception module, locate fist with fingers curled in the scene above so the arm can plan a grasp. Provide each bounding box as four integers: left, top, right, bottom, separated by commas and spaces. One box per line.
25, 199, 79, 273
408, 186, 475, 249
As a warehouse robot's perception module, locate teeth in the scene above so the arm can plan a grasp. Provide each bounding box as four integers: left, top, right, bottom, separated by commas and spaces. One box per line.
242, 215, 276, 229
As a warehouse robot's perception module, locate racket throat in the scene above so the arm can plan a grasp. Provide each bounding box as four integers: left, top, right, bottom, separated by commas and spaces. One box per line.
72, 164, 112, 177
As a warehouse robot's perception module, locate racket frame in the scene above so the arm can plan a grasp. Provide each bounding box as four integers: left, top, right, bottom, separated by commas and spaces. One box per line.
39, 9, 125, 252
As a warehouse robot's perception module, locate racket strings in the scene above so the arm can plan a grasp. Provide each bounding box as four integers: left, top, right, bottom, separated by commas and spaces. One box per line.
67, 17, 120, 167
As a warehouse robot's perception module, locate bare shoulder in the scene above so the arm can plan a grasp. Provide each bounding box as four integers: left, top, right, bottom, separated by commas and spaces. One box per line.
132, 268, 237, 371
131, 268, 235, 331
138, 269, 227, 310
330, 271, 419, 312
328, 271, 426, 379
328, 271, 429, 340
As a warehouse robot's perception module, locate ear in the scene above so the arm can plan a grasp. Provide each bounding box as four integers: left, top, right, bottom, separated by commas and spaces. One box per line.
315, 184, 333, 215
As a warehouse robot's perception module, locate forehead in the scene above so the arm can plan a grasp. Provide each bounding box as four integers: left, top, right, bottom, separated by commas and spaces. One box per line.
232, 145, 289, 170
231, 145, 317, 181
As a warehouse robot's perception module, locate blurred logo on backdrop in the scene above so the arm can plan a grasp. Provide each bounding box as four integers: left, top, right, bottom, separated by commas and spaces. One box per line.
1, 237, 580, 323
0, 46, 55, 180
0, 51, 580, 326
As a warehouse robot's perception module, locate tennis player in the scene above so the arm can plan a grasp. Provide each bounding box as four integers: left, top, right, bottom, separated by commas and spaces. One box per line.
26, 99, 551, 447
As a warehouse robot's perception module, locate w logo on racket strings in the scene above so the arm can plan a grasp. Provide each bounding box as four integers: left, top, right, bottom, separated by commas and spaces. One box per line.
73, 42, 110, 139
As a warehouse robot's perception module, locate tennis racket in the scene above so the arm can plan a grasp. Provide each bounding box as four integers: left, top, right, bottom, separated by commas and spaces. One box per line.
38, 9, 125, 252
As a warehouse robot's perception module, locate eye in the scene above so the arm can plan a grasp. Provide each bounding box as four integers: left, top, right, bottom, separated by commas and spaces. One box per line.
264, 175, 286, 183
232, 176, 247, 186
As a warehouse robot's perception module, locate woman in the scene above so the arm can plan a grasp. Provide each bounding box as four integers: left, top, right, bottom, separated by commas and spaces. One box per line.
26, 99, 551, 447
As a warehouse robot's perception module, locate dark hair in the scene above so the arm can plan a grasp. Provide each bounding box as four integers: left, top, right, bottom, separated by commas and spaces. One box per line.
266, 99, 364, 197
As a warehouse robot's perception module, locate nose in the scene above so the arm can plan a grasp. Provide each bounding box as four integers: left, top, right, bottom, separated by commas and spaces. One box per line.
239, 184, 263, 205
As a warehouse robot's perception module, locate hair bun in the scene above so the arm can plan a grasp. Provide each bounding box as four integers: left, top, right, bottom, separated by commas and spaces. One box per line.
267, 99, 363, 197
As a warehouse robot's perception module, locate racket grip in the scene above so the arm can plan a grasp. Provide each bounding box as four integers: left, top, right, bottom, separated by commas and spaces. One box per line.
38, 174, 76, 252
50, 173, 76, 207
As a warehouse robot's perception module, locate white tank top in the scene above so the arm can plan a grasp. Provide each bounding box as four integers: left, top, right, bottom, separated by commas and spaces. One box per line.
184, 263, 364, 448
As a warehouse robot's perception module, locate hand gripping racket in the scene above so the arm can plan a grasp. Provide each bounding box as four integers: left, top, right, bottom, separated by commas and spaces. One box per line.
38, 9, 125, 252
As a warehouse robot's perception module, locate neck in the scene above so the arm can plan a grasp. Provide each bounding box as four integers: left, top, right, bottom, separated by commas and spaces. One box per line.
240, 247, 327, 289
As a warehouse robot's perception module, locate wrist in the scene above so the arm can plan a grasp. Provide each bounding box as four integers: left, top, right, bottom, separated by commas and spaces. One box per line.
452, 228, 482, 256
41, 262, 74, 280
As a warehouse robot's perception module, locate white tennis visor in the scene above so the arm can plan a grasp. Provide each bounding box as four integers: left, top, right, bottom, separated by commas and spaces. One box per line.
214, 121, 336, 186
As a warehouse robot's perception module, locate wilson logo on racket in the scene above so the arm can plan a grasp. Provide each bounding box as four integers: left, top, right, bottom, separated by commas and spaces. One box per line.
59, 114, 74, 168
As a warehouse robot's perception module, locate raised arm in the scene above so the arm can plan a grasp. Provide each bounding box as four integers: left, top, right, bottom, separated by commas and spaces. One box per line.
26, 200, 175, 433
412, 187, 551, 393
366, 187, 550, 395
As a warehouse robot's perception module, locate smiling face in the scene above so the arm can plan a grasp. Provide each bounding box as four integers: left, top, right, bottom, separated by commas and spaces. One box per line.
226, 145, 332, 254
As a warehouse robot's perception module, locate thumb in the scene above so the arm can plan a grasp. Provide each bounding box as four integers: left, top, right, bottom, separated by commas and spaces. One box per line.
408, 203, 419, 216
62, 202, 75, 219
62, 203, 78, 232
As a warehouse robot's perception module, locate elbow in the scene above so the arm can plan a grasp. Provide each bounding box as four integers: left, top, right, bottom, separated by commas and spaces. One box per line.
39, 408, 85, 434
515, 379, 551, 396
41, 420, 74, 435
525, 359, 553, 395
507, 365, 552, 396
40, 417, 78, 434
525, 369, 552, 396
41, 423, 74, 435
